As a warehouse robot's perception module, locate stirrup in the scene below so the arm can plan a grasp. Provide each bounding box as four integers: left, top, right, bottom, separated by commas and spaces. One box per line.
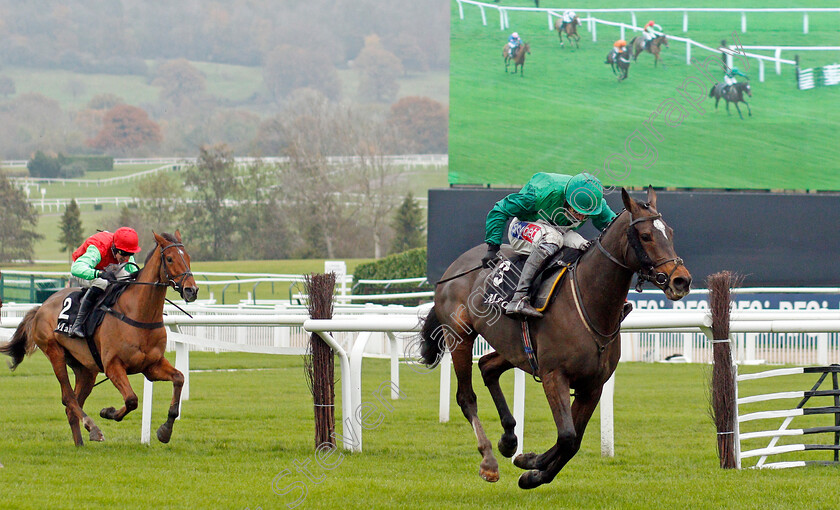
620, 301, 633, 322
505, 295, 543, 319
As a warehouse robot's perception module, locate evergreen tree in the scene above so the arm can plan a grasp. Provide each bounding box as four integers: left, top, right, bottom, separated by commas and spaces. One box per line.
58, 199, 84, 259
390, 193, 425, 254
0, 171, 43, 262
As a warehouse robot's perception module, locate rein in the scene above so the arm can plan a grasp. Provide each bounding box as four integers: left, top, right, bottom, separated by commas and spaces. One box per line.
103, 241, 194, 329
574, 209, 684, 349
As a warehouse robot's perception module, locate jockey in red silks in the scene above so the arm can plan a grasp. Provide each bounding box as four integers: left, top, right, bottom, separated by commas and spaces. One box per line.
67, 227, 141, 338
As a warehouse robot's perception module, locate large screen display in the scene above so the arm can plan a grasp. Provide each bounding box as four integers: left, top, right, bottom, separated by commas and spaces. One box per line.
449, 1, 840, 190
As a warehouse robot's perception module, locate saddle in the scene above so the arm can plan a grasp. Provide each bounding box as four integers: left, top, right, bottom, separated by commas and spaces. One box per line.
483, 246, 584, 312
54, 283, 130, 339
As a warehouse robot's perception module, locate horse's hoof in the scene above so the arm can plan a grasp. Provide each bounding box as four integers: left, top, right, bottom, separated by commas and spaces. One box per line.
89, 429, 104, 442
100, 407, 116, 420
513, 452, 539, 470
498, 433, 518, 458
157, 425, 172, 444
518, 470, 543, 490
479, 466, 500, 483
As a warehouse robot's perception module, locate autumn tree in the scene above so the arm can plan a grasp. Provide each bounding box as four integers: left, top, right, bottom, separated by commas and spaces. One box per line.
263, 45, 341, 103
0, 170, 43, 262
152, 59, 207, 107
387, 96, 448, 154
354, 34, 403, 103
58, 199, 84, 259
390, 193, 425, 254
87, 104, 162, 154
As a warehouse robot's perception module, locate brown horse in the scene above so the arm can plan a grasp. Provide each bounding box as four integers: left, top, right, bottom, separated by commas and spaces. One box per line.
503, 42, 530, 76
709, 81, 752, 119
0, 231, 198, 446
418, 188, 691, 489
606, 49, 632, 81
631, 34, 668, 67
554, 16, 581, 49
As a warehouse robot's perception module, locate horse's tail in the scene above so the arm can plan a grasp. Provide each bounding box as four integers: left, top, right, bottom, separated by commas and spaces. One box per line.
0, 307, 40, 370
419, 306, 446, 368
709, 85, 715, 98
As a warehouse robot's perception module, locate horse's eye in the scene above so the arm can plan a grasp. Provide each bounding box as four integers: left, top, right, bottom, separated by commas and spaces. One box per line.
640, 233, 652, 242
166, 256, 173, 263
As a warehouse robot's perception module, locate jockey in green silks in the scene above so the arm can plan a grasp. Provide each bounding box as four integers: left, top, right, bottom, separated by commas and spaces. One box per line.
482, 172, 618, 319
722, 67, 749, 95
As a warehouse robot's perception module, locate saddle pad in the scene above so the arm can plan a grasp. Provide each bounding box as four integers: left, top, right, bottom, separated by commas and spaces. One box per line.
483, 247, 581, 312
54, 284, 129, 337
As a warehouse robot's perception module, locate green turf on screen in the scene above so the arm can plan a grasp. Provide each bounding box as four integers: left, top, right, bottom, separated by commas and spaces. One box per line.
450, 0, 840, 190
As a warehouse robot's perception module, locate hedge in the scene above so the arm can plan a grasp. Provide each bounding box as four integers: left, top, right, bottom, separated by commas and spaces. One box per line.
352, 248, 431, 305
59, 154, 114, 172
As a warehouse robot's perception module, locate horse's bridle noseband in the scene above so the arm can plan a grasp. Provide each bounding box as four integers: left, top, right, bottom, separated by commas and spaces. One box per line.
159, 242, 193, 296
595, 211, 684, 292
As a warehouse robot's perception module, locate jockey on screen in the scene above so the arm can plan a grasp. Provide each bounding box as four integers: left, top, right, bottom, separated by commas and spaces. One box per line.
508, 32, 521, 57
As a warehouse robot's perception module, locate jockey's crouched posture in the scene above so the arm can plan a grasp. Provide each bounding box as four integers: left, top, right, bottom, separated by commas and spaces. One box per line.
67, 227, 141, 338
482, 172, 618, 319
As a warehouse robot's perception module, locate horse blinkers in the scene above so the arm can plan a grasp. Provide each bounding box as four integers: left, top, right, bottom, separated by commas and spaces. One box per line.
626, 214, 690, 298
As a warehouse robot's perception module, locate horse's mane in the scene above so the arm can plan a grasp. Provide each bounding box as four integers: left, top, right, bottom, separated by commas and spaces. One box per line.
142, 232, 179, 265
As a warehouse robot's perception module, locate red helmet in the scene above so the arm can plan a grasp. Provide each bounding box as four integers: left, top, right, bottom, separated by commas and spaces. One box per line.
645, 20, 655, 27
113, 227, 141, 253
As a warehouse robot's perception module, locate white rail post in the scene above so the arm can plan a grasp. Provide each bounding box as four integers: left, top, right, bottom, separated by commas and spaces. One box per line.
683, 11, 688, 32
759, 59, 765, 82
630, 11, 637, 28
387, 332, 400, 399
547, 11, 553, 31
439, 351, 451, 422
479, 4, 486, 26
803, 13, 809, 34
775, 48, 782, 75
745, 333, 757, 363
457, 0, 464, 20
499, 8, 505, 30
513, 368, 526, 458
141, 377, 153, 444
174, 339, 190, 402
592, 19, 597, 42
620, 25, 625, 41
741, 12, 747, 33
682, 333, 693, 363
817, 333, 829, 365
686, 40, 691, 65
601, 372, 615, 457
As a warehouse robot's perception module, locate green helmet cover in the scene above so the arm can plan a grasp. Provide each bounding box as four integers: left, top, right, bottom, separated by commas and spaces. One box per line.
565, 173, 604, 215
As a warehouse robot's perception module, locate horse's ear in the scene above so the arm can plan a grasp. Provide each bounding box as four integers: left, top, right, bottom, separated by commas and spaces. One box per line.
152, 231, 164, 246
175, 229, 182, 243
621, 188, 636, 213
646, 185, 658, 209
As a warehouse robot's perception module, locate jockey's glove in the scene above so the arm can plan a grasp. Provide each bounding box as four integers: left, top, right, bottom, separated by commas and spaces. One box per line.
99, 270, 119, 284
481, 244, 501, 268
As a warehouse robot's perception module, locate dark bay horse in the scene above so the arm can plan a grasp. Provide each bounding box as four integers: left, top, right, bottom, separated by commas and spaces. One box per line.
504, 42, 530, 76
554, 16, 581, 49
709, 81, 752, 119
419, 188, 691, 489
0, 231, 198, 446
631, 34, 668, 67
606, 49, 632, 81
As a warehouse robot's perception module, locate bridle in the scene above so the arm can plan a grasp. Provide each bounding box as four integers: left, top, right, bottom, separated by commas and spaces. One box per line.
595, 210, 684, 292
571, 208, 684, 347
158, 242, 193, 297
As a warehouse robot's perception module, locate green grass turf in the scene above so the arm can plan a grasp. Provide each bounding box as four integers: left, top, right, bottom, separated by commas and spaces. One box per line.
1, 355, 839, 509
449, 1, 840, 190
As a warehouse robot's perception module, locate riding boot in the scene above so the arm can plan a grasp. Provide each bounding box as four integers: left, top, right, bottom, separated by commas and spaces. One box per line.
505, 243, 560, 319
68, 285, 105, 338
